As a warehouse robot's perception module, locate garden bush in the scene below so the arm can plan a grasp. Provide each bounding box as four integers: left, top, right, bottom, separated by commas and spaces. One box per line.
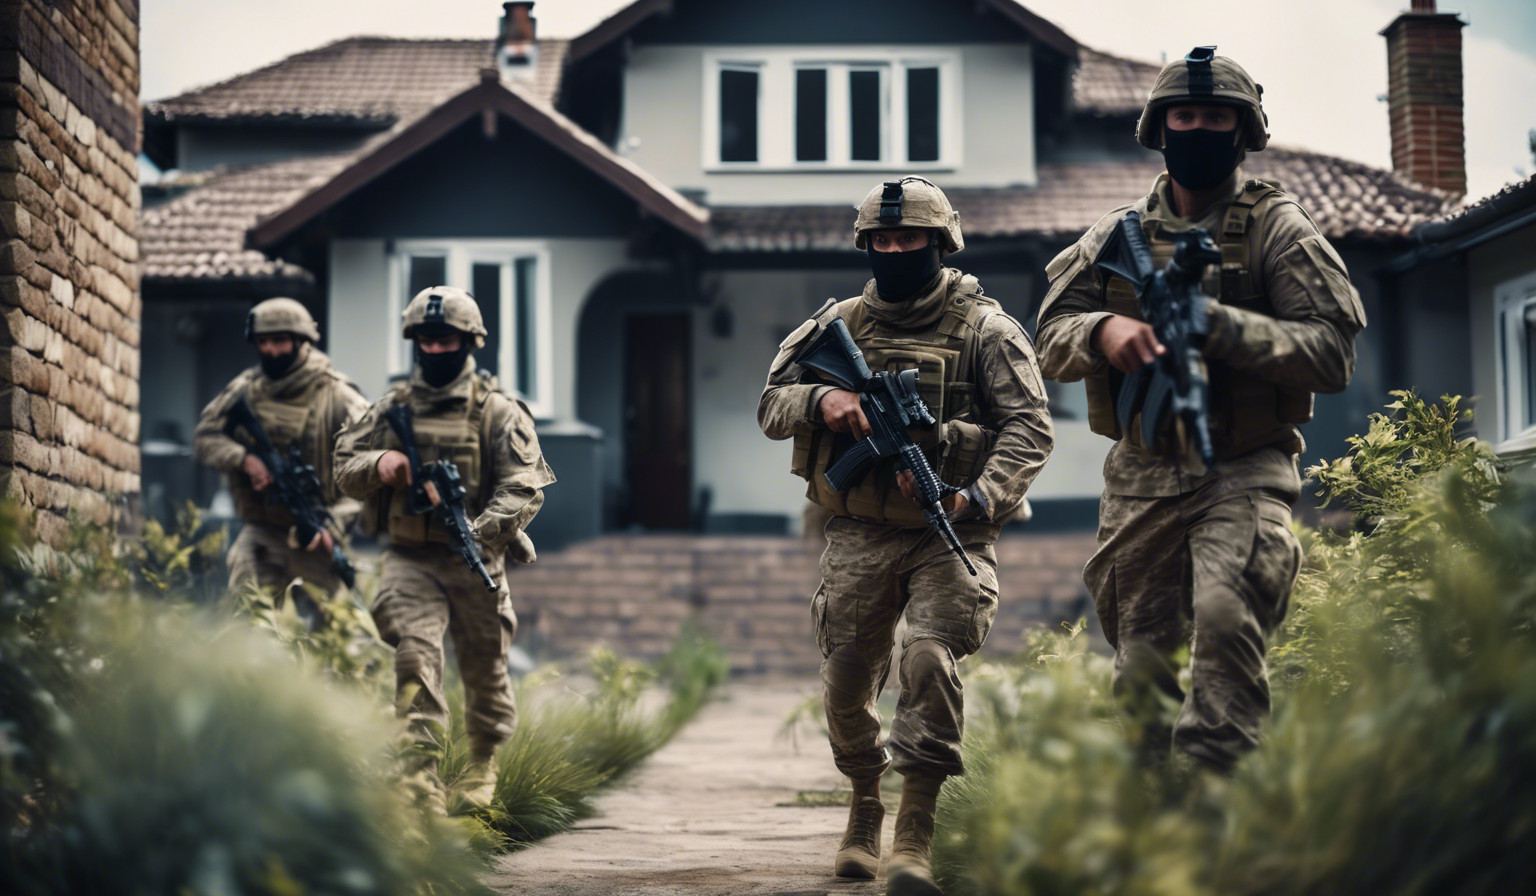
933, 393, 1536, 896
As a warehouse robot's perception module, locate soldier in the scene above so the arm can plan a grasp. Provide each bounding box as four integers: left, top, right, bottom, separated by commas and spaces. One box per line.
1036, 47, 1366, 773
760, 177, 1053, 895
333, 286, 554, 810
194, 297, 369, 602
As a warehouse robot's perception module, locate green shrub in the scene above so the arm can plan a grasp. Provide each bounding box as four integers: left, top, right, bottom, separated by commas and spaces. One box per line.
933, 393, 1536, 896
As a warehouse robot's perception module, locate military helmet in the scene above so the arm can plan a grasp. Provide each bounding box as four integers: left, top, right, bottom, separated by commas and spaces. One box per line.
853, 176, 964, 254
1136, 46, 1269, 152
401, 285, 488, 348
245, 297, 320, 343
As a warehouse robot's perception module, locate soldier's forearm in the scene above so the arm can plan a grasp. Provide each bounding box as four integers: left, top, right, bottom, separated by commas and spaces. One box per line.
1036, 312, 1114, 383
971, 415, 1054, 523
1205, 305, 1356, 394
334, 450, 389, 499
758, 384, 835, 440
192, 432, 248, 474
475, 487, 544, 549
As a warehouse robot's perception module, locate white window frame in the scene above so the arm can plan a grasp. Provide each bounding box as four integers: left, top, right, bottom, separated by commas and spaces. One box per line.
701, 46, 962, 172
387, 239, 555, 417
1494, 269, 1536, 445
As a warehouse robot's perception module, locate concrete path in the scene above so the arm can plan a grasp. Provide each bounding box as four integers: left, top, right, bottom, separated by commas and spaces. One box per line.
485, 680, 887, 896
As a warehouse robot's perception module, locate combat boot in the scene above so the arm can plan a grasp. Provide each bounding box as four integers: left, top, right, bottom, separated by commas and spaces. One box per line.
834, 776, 885, 879
887, 772, 945, 896
457, 740, 499, 810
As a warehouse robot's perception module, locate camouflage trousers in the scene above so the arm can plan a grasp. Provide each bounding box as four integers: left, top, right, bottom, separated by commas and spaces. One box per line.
813, 515, 1001, 780
1083, 483, 1302, 770
227, 520, 345, 598
373, 543, 519, 755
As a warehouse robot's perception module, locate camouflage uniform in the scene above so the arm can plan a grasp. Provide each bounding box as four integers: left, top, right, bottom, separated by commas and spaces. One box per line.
193, 298, 368, 597
761, 178, 1053, 889
333, 288, 554, 772
1036, 49, 1365, 771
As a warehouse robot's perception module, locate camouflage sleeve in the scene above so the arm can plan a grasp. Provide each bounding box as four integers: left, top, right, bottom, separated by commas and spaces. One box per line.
473, 397, 557, 558
969, 314, 1055, 523
758, 311, 839, 441
320, 379, 372, 537
191, 372, 255, 474
1035, 235, 1116, 384
332, 397, 392, 500
1203, 203, 1366, 394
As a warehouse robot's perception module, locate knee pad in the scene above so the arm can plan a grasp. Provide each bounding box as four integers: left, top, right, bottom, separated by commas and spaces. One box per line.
825, 643, 879, 704
901, 638, 958, 689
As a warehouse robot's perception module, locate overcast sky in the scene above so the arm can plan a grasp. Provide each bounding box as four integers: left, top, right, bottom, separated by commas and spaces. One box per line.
141, 0, 1536, 200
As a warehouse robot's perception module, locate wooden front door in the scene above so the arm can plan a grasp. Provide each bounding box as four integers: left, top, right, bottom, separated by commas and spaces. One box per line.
624, 313, 692, 529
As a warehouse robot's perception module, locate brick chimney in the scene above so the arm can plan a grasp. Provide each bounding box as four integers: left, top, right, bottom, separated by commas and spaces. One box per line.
1381, 0, 1467, 196
496, 2, 537, 83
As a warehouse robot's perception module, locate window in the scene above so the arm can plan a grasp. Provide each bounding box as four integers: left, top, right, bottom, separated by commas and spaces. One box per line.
1496, 272, 1536, 442
718, 65, 760, 163
794, 67, 827, 162
389, 241, 551, 414
706, 48, 960, 169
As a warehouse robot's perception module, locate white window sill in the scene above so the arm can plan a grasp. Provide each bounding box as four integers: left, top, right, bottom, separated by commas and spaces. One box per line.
704, 163, 958, 174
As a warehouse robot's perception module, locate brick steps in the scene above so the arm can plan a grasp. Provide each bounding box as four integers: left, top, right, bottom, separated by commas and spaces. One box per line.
509, 532, 1099, 675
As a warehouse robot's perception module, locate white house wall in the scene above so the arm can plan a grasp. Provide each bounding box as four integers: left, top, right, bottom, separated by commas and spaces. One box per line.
620, 43, 1036, 206
328, 237, 630, 417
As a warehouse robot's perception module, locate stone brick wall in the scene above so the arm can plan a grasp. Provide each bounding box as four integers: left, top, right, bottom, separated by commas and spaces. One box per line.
1, 0, 141, 543
510, 532, 1099, 675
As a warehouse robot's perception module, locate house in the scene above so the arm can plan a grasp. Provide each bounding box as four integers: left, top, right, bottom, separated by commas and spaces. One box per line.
137, 0, 1461, 549
1380, 173, 1536, 466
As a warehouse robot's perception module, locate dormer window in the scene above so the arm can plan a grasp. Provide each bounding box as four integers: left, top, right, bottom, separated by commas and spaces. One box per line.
704, 48, 961, 170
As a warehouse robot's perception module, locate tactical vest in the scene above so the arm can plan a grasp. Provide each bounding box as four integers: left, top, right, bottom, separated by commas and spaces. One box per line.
1088, 181, 1312, 459
231, 375, 327, 527
375, 376, 492, 547
791, 293, 997, 527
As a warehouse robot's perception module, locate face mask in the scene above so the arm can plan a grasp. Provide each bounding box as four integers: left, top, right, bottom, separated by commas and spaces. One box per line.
258, 346, 300, 379
416, 344, 470, 388
1161, 127, 1244, 191
867, 244, 943, 302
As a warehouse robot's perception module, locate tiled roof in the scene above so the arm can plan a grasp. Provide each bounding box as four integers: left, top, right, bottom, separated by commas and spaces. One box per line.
145, 37, 568, 125
706, 148, 1457, 252
1074, 48, 1159, 117
140, 155, 354, 282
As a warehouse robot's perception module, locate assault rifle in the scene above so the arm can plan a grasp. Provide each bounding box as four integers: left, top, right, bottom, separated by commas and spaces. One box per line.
382, 403, 497, 591
223, 395, 357, 589
794, 317, 977, 577
1092, 210, 1222, 467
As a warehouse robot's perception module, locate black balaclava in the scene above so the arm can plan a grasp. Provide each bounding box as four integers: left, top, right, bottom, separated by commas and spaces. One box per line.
867, 241, 944, 302
257, 337, 302, 379
1161, 126, 1244, 191
414, 328, 471, 388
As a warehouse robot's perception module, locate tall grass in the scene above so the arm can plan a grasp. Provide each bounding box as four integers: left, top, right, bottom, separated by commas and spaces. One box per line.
1, 496, 730, 891
932, 393, 1536, 896
450, 628, 730, 848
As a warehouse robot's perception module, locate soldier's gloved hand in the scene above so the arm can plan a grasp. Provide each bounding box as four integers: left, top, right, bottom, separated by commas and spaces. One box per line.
306, 529, 335, 554
377, 450, 413, 488
819, 389, 872, 437
1093, 315, 1165, 374
896, 470, 968, 516
242, 454, 273, 491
